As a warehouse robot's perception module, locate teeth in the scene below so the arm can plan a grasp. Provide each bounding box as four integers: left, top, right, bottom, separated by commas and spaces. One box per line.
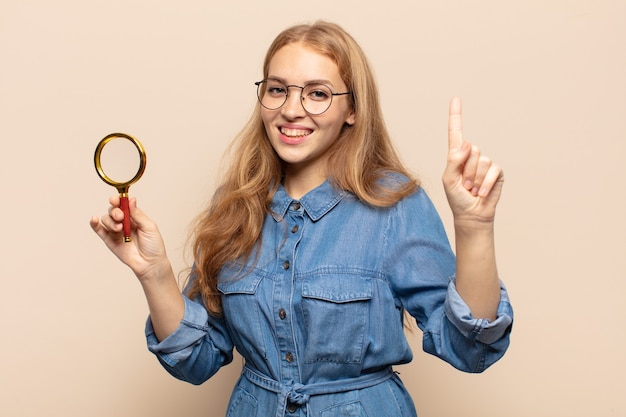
280, 127, 311, 137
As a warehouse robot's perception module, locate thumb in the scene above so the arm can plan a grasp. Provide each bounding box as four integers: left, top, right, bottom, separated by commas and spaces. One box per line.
127, 198, 153, 231
444, 140, 471, 179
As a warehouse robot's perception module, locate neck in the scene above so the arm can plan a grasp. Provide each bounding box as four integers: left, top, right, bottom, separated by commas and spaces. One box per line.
283, 165, 326, 200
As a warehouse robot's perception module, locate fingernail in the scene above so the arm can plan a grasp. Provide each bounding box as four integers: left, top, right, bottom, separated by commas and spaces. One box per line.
464, 179, 473, 190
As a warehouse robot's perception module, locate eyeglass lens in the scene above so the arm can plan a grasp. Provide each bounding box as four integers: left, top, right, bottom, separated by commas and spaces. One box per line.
257, 80, 334, 115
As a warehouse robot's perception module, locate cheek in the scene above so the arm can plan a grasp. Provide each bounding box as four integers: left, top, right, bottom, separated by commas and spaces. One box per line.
260, 109, 270, 125
260, 110, 274, 133
321, 114, 350, 136
325, 105, 354, 130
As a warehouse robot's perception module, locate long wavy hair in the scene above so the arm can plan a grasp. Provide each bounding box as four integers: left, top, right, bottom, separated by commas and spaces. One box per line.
187, 21, 419, 315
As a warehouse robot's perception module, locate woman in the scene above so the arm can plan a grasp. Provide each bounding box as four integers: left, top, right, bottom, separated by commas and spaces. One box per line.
91, 21, 513, 417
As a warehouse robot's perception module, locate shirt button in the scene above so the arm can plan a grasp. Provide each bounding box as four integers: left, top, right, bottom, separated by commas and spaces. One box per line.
291, 225, 299, 233
279, 309, 287, 320
285, 352, 294, 362
293, 202, 301, 210
283, 260, 290, 270
287, 403, 298, 413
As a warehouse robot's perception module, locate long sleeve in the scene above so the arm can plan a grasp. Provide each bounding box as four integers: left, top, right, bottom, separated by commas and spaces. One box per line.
385, 188, 513, 373
146, 294, 234, 385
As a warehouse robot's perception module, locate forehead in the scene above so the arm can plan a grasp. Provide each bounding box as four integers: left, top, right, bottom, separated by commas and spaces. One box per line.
267, 43, 343, 87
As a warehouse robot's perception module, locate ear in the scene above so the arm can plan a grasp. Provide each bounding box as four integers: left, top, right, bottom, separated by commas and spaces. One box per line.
345, 110, 356, 126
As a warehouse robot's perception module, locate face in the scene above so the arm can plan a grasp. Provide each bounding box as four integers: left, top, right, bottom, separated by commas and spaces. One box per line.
261, 43, 355, 181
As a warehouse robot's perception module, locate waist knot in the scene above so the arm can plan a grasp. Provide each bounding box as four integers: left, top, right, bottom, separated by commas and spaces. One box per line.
242, 365, 394, 417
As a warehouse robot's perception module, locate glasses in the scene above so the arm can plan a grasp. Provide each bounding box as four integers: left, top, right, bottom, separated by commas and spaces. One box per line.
255, 78, 352, 115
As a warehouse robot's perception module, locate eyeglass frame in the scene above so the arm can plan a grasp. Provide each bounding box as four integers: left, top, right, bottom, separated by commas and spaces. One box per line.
255, 78, 353, 115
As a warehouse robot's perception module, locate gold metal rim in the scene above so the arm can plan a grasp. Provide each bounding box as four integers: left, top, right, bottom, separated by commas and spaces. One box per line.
94, 132, 147, 193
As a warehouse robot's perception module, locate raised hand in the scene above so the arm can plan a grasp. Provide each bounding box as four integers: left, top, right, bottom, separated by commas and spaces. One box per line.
442, 97, 504, 225
90, 196, 171, 282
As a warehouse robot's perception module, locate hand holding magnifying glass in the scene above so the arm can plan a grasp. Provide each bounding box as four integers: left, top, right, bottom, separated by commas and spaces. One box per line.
94, 133, 147, 242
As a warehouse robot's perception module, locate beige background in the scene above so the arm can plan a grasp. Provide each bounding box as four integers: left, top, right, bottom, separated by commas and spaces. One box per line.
1, 1, 624, 416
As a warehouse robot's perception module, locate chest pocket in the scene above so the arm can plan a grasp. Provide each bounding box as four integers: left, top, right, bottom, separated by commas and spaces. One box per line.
218, 269, 268, 360
301, 274, 373, 364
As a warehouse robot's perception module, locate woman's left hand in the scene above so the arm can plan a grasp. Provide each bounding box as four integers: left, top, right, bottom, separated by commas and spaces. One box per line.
442, 97, 504, 225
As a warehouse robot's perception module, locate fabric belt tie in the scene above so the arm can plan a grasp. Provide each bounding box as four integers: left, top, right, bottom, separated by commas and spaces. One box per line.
242, 365, 394, 417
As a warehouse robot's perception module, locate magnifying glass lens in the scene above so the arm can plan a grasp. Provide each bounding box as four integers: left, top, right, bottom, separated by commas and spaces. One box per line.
98, 137, 143, 184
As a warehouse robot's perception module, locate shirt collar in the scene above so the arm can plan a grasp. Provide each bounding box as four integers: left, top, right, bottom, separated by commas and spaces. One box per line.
270, 180, 349, 222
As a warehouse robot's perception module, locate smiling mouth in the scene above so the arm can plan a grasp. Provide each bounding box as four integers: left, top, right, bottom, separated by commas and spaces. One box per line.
280, 127, 312, 138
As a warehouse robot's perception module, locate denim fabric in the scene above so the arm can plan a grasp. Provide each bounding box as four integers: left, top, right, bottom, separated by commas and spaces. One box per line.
146, 179, 513, 416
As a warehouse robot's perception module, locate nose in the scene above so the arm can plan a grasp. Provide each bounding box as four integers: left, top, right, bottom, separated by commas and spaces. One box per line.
280, 87, 306, 119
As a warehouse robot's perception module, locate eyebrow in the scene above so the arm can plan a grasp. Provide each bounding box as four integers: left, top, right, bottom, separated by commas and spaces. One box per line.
267, 76, 336, 87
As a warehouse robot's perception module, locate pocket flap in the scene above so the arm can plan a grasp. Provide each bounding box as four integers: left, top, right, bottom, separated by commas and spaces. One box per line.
302, 274, 373, 303
218, 265, 264, 295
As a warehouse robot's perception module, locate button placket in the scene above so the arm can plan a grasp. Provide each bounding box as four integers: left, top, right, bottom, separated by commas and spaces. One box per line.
274, 200, 304, 380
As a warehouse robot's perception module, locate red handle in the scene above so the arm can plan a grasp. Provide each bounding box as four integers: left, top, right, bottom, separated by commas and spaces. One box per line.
120, 195, 132, 242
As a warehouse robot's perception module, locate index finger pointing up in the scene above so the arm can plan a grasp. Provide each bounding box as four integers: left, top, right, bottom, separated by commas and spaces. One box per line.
448, 96, 463, 150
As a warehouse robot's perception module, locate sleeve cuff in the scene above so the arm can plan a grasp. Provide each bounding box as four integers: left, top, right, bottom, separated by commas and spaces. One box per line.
444, 279, 514, 345
145, 295, 211, 364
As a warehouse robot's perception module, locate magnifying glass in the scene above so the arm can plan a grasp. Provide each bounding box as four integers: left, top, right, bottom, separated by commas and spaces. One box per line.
94, 133, 147, 243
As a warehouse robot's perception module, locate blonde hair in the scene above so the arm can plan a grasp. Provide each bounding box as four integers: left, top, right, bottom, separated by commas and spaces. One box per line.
187, 21, 418, 314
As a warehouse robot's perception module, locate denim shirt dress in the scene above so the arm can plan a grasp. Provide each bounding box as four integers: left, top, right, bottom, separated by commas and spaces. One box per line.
146, 179, 514, 417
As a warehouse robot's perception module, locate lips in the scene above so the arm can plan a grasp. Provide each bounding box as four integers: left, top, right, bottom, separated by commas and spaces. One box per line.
278, 126, 313, 145
280, 127, 313, 138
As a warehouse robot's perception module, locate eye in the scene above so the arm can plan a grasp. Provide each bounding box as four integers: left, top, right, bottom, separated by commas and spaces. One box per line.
268, 86, 286, 96
265, 80, 287, 96
305, 85, 331, 101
